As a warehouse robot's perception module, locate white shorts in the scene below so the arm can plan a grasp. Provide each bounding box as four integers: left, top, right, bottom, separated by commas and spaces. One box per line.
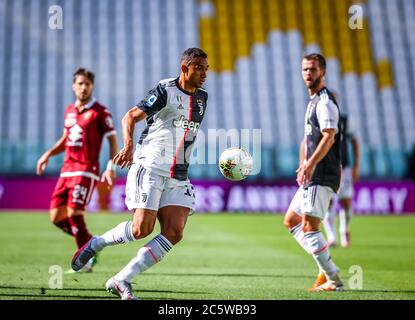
288, 185, 335, 220
125, 164, 196, 213
338, 167, 353, 200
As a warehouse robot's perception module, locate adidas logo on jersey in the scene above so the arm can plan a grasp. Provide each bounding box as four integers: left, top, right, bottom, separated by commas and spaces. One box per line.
173, 115, 200, 132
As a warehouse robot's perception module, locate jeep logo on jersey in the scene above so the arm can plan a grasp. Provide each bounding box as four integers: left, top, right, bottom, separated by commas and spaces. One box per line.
173, 115, 200, 132
68, 124, 83, 146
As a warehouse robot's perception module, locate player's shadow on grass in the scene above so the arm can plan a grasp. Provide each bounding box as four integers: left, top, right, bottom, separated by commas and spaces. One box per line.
0, 285, 205, 297
0, 292, 181, 300
0, 292, 116, 299
347, 289, 415, 294
146, 273, 315, 279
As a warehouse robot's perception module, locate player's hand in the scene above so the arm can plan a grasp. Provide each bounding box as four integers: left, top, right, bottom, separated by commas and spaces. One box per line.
295, 166, 304, 186
296, 161, 315, 186
36, 154, 49, 175
101, 169, 116, 187
113, 145, 134, 169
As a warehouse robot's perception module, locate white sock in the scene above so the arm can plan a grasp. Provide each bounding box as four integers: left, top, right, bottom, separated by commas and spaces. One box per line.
91, 221, 135, 252
323, 205, 337, 244
289, 223, 311, 254
339, 207, 352, 237
114, 234, 173, 283
304, 231, 338, 279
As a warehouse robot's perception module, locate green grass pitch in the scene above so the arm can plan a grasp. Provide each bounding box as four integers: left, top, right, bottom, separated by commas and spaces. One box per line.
0, 212, 414, 300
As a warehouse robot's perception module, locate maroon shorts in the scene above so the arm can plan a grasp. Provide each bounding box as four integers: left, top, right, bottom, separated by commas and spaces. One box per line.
50, 176, 96, 211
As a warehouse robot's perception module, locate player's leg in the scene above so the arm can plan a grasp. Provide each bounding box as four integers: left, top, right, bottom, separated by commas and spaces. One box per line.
50, 206, 72, 236
302, 186, 343, 292
66, 176, 96, 249
338, 167, 353, 248
105, 208, 159, 300
283, 187, 310, 253
71, 207, 158, 273
304, 216, 342, 292
158, 205, 189, 244
284, 211, 309, 253
49, 177, 73, 236
108, 179, 193, 288
63, 177, 98, 273
93, 208, 157, 251
339, 198, 352, 247
156, 178, 195, 248
93, 167, 161, 299
67, 208, 92, 248
322, 197, 337, 247
63, 207, 97, 274
90, 165, 161, 251
110, 206, 187, 287
302, 214, 337, 278
71, 164, 162, 273
284, 188, 327, 289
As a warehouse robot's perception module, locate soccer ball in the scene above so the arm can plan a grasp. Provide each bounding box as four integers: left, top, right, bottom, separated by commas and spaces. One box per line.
219, 148, 253, 181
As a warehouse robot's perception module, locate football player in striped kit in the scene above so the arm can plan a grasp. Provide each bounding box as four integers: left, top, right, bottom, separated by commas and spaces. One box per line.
71, 48, 209, 299
283, 53, 344, 292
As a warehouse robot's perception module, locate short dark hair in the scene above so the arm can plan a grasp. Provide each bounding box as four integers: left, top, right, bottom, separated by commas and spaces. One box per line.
181, 48, 208, 66
73, 68, 95, 84
303, 53, 326, 70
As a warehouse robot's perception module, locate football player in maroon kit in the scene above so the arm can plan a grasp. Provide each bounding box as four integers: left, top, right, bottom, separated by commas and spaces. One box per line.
36, 68, 118, 272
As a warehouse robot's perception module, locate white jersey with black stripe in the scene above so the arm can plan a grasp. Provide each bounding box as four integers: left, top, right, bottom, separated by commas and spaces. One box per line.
134, 77, 208, 180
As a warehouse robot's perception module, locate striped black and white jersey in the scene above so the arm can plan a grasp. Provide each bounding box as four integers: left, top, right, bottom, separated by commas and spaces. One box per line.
134, 77, 208, 181
304, 87, 341, 192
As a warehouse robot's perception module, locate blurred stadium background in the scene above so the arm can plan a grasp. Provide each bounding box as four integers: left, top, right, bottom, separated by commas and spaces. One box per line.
0, 0, 415, 301
0, 0, 414, 213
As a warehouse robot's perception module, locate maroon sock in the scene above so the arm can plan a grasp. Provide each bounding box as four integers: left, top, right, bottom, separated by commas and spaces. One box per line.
54, 218, 73, 236
69, 215, 92, 249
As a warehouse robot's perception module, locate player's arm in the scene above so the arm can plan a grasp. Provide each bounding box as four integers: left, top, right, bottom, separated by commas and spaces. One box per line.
113, 84, 167, 169
113, 107, 148, 169
307, 129, 336, 167
351, 136, 360, 182
298, 129, 336, 185
299, 139, 306, 166
36, 129, 68, 175
298, 99, 339, 186
100, 134, 119, 186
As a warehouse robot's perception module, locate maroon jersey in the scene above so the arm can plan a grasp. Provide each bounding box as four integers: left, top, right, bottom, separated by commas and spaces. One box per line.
60, 99, 116, 179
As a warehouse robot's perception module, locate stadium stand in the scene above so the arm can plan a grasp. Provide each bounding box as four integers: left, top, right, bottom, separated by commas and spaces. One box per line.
0, 0, 414, 179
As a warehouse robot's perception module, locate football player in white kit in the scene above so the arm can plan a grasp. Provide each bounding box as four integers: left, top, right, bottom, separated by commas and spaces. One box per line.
71, 48, 209, 300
